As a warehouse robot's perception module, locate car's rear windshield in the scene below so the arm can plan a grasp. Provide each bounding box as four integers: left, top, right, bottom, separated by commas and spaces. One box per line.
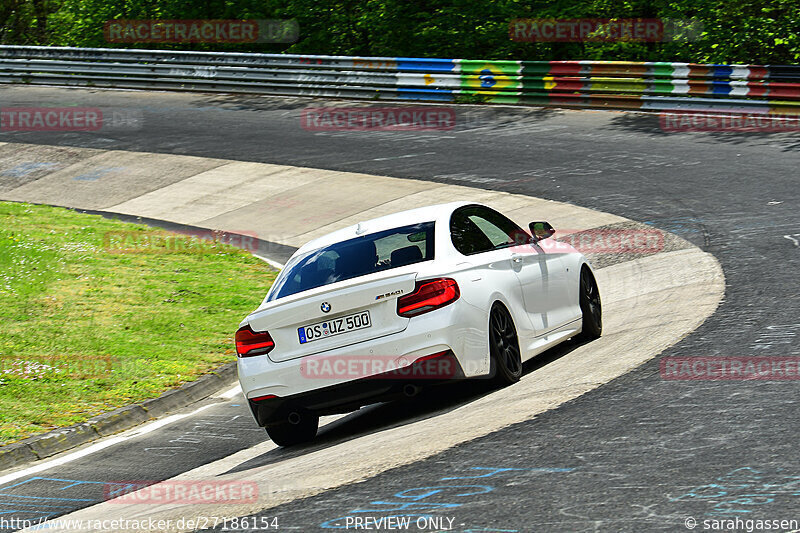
266, 221, 435, 302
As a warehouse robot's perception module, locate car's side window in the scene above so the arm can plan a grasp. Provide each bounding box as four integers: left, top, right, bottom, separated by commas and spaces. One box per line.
470, 215, 514, 248
450, 205, 529, 256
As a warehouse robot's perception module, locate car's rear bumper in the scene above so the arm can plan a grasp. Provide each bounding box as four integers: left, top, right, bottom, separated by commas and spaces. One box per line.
246, 350, 464, 426
239, 299, 486, 391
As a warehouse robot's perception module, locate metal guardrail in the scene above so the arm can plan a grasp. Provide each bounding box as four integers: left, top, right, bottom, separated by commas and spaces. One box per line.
1, 45, 798, 114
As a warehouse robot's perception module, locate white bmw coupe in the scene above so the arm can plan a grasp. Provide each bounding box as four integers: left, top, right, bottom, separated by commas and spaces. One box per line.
235, 202, 601, 445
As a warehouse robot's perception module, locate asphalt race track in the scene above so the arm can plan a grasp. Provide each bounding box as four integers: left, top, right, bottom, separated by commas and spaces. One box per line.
1, 86, 799, 532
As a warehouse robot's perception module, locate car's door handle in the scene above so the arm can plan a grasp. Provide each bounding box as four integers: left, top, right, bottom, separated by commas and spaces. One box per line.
512, 255, 523, 263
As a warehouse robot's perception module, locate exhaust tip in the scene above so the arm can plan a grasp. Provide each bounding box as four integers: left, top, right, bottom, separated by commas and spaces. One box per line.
403, 384, 421, 397
287, 412, 302, 425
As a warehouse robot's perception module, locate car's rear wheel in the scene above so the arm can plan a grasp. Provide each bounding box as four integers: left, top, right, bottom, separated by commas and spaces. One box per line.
489, 304, 522, 385
576, 266, 602, 341
265, 410, 319, 446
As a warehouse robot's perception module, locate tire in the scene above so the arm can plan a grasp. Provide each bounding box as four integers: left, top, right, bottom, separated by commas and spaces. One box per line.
265, 410, 319, 447
575, 266, 602, 341
489, 304, 523, 385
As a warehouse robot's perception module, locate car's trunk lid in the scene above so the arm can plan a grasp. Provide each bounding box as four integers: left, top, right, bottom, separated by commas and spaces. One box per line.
247, 272, 417, 362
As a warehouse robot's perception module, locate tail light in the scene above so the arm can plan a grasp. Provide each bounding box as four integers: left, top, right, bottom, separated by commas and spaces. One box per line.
235, 324, 275, 357
397, 278, 460, 318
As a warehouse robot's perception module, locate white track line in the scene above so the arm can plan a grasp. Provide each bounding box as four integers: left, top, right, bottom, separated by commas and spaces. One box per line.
217, 384, 243, 399
0, 403, 217, 487
253, 254, 285, 270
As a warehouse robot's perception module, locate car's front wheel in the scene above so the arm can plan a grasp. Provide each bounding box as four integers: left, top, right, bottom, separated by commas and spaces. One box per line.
265, 410, 319, 446
576, 266, 602, 341
489, 304, 523, 385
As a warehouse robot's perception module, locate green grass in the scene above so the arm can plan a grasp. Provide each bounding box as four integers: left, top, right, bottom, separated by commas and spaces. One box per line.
0, 201, 277, 445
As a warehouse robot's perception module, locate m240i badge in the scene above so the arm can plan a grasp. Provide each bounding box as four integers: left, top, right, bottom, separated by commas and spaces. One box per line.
375, 289, 404, 301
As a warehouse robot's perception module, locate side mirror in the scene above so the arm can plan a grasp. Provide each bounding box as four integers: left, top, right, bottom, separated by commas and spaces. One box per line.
529, 221, 555, 243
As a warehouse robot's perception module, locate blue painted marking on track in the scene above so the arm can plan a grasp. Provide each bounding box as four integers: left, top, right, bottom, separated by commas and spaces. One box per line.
0, 162, 59, 177
320, 467, 574, 528
0, 501, 72, 508
0, 507, 67, 514
0, 477, 107, 503
393, 485, 493, 499
2, 477, 105, 491
0, 494, 92, 501
42, 478, 104, 490
461, 527, 519, 533
351, 500, 461, 513
72, 166, 124, 181
0, 477, 127, 526
441, 466, 574, 480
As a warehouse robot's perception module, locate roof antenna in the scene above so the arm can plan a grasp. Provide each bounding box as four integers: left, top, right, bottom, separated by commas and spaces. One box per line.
356, 222, 366, 235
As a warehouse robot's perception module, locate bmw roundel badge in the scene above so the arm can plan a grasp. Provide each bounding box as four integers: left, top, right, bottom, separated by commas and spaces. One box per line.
321, 302, 331, 313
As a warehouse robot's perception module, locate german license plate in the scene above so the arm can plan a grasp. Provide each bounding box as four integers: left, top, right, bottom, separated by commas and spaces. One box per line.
298, 310, 371, 344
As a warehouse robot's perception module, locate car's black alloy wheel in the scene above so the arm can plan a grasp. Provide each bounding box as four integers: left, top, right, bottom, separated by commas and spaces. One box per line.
490, 304, 523, 385
576, 267, 602, 341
